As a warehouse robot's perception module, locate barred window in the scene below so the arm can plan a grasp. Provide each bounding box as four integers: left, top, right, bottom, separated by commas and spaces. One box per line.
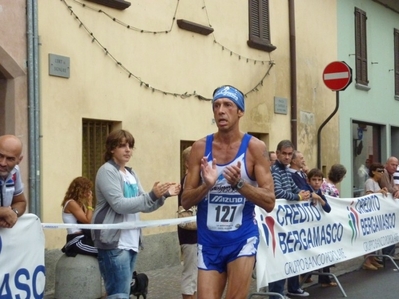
82, 119, 113, 185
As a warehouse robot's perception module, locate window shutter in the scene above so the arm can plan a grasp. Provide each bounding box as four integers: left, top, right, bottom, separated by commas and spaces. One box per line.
249, 0, 260, 41
261, 0, 270, 41
354, 8, 368, 85
395, 29, 399, 96
247, 0, 276, 52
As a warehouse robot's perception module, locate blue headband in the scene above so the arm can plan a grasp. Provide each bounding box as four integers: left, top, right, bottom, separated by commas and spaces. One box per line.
212, 86, 245, 111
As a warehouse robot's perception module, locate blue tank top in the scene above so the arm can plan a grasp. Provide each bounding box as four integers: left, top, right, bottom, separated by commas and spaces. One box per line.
197, 133, 258, 246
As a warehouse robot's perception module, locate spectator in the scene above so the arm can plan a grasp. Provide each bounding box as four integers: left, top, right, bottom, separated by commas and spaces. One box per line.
288, 150, 308, 190
182, 85, 275, 299
319, 163, 346, 284
365, 163, 388, 196
0, 135, 27, 228
358, 159, 371, 184
61, 176, 97, 257
92, 129, 180, 299
288, 150, 312, 284
363, 163, 387, 270
177, 146, 197, 299
304, 168, 331, 213
378, 157, 399, 259
268, 140, 310, 299
321, 164, 346, 198
393, 164, 399, 187
269, 151, 277, 166
378, 157, 399, 198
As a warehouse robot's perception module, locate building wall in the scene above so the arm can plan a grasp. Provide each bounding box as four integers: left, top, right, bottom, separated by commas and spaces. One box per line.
337, 0, 399, 196
0, 0, 28, 196
38, 0, 339, 292
38, 0, 293, 248
294, 0, 338, 170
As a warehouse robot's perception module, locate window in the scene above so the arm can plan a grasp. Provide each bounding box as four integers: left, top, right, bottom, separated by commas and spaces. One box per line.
394, 29, 399, 97
82, 119, 113, 186
247, 0, 276, 52
354, 8, 368, 86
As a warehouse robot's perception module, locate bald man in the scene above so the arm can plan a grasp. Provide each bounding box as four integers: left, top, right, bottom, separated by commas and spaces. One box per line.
378, 156, 399, 198
0, 135, 27, 228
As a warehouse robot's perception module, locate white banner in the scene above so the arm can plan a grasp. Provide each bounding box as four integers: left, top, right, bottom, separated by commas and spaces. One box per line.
4, 197, 397, 295
42, 216, 196, 230
0, 213, 45, 298
255, 193, 399, 290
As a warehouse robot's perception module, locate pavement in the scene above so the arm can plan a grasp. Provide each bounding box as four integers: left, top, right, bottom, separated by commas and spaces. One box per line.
143, 256, 365, 299
45, 255, 369, 299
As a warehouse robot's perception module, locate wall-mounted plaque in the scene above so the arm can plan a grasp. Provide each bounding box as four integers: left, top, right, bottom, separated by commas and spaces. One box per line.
49, 54, 70, 78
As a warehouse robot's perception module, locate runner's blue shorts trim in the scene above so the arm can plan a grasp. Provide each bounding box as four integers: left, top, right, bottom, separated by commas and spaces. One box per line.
197, 236, 258, 273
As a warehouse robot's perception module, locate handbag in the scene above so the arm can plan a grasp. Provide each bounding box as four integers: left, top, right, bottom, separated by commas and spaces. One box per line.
177, 205, 197, 230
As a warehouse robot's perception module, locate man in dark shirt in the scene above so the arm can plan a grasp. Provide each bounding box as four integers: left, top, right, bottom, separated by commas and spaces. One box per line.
288, 150, 308, 190
268, 140, 310, 299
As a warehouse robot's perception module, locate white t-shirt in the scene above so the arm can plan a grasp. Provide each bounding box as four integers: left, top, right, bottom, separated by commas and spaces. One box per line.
364, 178, 380, 193
118, 170, 140, 252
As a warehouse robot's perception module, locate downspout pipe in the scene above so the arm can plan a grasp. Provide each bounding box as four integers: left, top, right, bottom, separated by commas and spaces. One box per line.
288, 0, 298, 148
26, 0, 41, 217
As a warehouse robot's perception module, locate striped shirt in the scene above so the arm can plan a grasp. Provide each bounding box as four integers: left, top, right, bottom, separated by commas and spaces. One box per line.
271, 160, 301, 201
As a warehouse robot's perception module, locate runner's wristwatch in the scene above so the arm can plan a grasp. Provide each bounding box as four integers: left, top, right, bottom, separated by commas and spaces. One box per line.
233, 179, 244, 190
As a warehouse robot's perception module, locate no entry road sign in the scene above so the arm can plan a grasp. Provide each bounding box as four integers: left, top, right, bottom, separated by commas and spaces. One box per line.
322, 61, 352, 91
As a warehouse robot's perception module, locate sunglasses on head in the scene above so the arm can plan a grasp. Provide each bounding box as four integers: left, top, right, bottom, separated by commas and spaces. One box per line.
376, 169, 384, 173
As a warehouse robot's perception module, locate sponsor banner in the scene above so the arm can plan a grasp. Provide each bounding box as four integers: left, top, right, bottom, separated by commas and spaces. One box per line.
0, 214, 45, 298
255, 193, 399, 290
2, 215, 195, 298
6, 195, 397, 294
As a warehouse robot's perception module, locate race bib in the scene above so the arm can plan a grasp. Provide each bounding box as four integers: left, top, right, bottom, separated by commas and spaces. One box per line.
207, 193, 245, 231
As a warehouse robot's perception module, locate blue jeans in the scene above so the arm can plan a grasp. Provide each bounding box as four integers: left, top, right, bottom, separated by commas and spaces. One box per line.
268, 276, 300, 299
97, 248, 138, 299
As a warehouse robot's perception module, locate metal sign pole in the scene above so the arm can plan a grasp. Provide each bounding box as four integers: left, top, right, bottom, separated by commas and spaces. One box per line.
317, 91, 340, 169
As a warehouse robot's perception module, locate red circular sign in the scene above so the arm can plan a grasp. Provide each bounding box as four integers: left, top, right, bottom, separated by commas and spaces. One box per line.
322, 61, 352, 91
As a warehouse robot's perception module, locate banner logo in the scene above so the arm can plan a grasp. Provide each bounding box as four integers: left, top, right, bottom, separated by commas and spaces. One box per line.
260, 214, 276, 256
347, 201, 360, 244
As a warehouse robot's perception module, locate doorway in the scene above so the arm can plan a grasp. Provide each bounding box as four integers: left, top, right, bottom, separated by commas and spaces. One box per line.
352, 121, 382, 197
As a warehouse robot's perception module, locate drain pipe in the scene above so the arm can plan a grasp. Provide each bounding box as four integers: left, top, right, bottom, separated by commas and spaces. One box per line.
288, 0, 298, 148
26, 0, 41, 217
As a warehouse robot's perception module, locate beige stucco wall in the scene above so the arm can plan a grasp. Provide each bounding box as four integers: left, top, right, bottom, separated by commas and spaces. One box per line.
38, 0, 285, 249
38, 0, 338, 249
36, 1, 340, 292
293, 0, 338, 171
